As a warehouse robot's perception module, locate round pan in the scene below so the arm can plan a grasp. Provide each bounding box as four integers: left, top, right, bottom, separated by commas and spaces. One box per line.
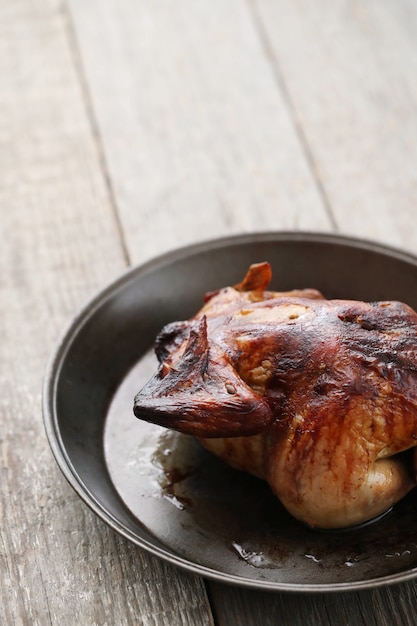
43, 232, 417, 592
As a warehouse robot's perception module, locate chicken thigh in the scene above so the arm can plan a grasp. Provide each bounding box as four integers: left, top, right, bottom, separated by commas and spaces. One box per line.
133, 263, 417, 528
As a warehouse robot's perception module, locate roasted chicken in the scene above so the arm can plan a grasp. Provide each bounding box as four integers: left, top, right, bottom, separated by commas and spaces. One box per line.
133, 262, 417, 528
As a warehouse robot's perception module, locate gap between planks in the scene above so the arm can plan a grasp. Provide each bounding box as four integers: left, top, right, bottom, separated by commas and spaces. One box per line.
247, 0, 338, 231
61, 1, 132, 267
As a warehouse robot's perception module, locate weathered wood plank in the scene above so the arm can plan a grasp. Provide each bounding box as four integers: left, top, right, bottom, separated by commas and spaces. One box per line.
252, 0, 417, 252
0, 1, 213, 624
209, 582, 417, 626
67, 0, 333, 266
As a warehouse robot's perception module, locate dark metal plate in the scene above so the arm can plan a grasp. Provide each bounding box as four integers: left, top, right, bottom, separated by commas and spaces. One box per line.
43, 232, 417, 592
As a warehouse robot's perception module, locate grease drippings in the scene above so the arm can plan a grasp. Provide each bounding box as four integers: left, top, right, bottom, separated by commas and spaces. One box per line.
150, 431, 196, 510
232, 542, 282, 569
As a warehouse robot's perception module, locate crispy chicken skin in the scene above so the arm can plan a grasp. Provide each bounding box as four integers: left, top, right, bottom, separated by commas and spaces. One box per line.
134, 263, 417, 528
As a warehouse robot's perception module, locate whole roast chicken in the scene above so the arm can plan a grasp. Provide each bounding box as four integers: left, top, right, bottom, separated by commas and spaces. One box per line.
133, 262, 417, 529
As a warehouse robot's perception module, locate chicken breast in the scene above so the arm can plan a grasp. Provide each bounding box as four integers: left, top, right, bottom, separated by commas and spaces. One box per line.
133, 262, 417, 528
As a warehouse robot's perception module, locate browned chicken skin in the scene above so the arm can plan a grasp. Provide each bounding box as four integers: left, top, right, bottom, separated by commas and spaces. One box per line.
134, 263, 417, 528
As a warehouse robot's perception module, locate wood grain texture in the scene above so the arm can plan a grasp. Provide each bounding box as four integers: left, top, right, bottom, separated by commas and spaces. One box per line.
252, 0, 417, 252
67, 0, 333, 265
0, 0, 212, 624
208, 582, 417, 626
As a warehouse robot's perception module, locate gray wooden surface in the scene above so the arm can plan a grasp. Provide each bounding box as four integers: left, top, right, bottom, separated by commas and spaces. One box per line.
2, 0, 417, 624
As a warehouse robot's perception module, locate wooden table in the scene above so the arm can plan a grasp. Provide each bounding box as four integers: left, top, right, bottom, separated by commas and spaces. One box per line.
2, 1, 417, 623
